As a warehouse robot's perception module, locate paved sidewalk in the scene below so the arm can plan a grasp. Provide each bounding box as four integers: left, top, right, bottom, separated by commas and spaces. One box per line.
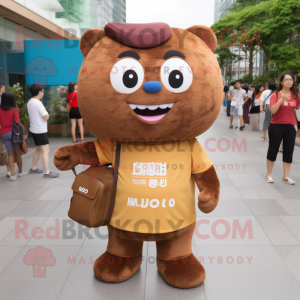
0, 110, 300, 300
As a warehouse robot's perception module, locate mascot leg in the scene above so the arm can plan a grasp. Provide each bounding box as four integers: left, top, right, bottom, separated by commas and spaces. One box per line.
93, 225, 143, 283
156, 222, 206, 288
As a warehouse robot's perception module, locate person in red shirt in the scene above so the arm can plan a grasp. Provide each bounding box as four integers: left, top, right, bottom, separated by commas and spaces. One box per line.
0, 92, 25, 180
67, 82, 84, 143
266, 73, 300, 184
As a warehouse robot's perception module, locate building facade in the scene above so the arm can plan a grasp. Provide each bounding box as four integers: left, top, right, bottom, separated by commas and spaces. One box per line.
0, 0, 126, 137
214, 0, 263, 83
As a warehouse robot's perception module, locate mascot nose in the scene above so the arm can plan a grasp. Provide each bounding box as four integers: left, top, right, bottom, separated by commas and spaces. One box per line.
143, 81, 162, 93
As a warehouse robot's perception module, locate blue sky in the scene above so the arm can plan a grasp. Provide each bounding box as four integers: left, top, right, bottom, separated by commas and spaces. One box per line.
126, 0, 215, 29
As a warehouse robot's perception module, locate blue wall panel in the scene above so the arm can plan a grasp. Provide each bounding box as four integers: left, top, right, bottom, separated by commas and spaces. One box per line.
24, 40, 84, 86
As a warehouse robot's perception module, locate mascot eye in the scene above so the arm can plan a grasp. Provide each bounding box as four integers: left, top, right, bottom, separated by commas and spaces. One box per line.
160, 58, 193, 93
110, 58, 144, 94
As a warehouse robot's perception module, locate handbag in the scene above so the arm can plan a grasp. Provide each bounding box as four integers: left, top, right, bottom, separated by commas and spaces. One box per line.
249, 93, 260, 114
67, 92, 76, 111
21, 136, 28, 155
12, 109, 25, 144
68, 143, 121, 228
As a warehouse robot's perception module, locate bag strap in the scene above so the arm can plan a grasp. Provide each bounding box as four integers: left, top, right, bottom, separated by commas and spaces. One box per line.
69, 92, 76, 105
71, 142, 121, 180
113, 143, 121, 189
263, 92, 272, 105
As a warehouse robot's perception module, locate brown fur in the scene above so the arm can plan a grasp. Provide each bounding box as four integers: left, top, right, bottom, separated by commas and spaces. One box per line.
54, 23, 222, 288
193, 165, 220, 213
76, 26, 222, 142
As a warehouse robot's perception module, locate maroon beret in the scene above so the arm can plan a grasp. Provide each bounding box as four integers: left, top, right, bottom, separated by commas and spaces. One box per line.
104, 22, 172, 49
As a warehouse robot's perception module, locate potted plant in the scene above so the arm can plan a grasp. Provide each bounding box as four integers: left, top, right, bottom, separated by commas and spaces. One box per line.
46, 98, 68, 135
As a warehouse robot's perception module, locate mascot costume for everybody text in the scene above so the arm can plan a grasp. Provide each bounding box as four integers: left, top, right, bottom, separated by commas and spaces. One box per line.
54, 22, 223, 289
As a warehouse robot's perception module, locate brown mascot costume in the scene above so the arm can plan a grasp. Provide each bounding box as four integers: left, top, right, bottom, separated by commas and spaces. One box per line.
54, 22, 223, 289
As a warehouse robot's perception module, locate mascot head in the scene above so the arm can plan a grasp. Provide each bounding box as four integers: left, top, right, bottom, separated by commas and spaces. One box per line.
78, 22, 223, 142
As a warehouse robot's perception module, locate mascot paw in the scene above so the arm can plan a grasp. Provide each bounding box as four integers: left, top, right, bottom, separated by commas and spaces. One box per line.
93, 251, 142, 283
54, 146, 76, 171
157, 254, 206, 288
198, 192, 218, 214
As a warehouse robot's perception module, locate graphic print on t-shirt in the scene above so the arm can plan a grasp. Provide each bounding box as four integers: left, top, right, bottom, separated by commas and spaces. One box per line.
94, 137, 213, 233
132, 162, 167, 188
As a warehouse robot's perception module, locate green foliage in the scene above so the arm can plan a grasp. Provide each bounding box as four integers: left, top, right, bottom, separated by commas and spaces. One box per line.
241, 74, 254, 84
8, 85, 29, 124
229, 0, 271, 13
46, 98, 68, 124
260, 0, 300, 74
212, 0, 300, 79
7, 85, 23, 100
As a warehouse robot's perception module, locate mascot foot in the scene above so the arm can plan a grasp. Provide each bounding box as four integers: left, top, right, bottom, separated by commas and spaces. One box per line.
93, 251, 142, 283
157, 254, 206, 288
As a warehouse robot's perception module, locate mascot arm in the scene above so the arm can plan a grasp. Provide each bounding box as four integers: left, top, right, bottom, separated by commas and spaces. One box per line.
192, 165, 220, 214
54, 142, 99, 171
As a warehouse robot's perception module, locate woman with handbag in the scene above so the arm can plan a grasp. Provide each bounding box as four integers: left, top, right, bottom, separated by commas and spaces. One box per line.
266, 73, 300, 184
0, 92, 26, 181
67, 82, 84, 143
249, 85, 264, 131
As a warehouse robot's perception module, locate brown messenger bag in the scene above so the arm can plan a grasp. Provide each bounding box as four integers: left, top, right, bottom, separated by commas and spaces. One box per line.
68, 143, 121, 228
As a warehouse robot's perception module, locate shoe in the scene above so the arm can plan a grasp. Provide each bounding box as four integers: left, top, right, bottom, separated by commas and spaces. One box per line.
44, 171, 59, 178
10, 174, 17, 181
73, 141, 77, 143
282, 178, 295, 185
240, 124, 246, 131
265, 176, 274, 183
29, 168, 44, 174
18, 171, 27, 177
80, 140, 85, 143
229, 124, 238, 129
6, 172, 12, 178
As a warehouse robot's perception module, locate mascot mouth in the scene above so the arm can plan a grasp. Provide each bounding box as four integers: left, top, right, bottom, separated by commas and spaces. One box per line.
129, 103, 174, 122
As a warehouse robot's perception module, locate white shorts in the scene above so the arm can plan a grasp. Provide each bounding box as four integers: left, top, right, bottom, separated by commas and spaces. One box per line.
230, 105, 243, 116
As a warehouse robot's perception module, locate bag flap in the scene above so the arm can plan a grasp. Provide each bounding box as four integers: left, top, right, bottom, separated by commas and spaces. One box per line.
71, 174, 100, 200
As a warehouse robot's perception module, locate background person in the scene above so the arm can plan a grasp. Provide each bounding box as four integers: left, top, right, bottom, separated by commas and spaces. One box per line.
0, 84, 11, 176
227, 82, 235, 117
242, 84, 250, 124
266, 73, 300, 184
260, 82, 277, 141
229, 80, 247, 131
67, 82, 84, 143
249, 85, 264, 131
0, 92, 25, 180
0, 84, 5, 103
27, 84, 59, 178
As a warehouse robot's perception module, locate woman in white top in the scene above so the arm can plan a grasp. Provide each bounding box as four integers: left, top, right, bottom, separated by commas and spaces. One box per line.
259, 82, 277, 141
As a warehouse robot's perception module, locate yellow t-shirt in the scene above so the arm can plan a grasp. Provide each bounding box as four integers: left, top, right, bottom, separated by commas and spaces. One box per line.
94, 138, 213, 234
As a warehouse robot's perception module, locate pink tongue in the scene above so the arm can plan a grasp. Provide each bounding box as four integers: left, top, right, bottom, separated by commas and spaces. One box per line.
137, 114, 166, 122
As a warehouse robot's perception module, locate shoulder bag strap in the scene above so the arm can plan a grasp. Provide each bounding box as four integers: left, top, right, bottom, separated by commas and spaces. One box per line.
106, 143, 121, 220
113, 143, 121, 189
264, 92, 272, 105
69, 92, 76, 105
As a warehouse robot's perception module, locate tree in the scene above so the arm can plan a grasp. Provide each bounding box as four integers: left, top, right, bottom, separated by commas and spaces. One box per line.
260, 0, 300, 77
212, 1, 273, 77
229, 0, 270, 12
215, 47, 243, 81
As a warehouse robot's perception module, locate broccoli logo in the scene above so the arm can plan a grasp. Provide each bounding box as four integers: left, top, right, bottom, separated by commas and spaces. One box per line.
25, 56, 57, 85
23, 246, 56, 277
